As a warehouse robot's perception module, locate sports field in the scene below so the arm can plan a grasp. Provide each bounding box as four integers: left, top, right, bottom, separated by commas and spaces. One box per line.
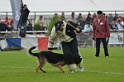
0, 47, 124, 82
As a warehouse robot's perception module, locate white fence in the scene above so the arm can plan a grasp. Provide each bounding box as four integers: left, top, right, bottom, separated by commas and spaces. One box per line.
0, 30, 124, 50
77, 31, 124, 47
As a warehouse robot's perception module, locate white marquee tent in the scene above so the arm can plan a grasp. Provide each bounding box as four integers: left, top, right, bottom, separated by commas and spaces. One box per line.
1, 0, 124, 12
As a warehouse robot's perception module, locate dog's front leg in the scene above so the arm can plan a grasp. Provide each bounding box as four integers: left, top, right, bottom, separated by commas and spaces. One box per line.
57, 65, 66, 74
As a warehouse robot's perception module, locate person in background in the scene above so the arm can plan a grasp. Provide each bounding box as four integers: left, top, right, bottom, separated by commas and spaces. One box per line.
116, 17, 124, 30
48, 20, 84, 73
102, 13, 106, 18
60, 12, 65, 20
92, 13, 97, 21
0, 19, 10, 31
20, 4, 30, 37
26, 19, 33, 31
83, 21, 93, 47
111, 21, 118, 30
3, 17, 9, 26
113, 13, 119, 21
92, 10, 110, 57
107, 13, 114, 24
67, 12, 77, 23
76, 13, 83, 25
9, 19, 13, 30
36, 15, 46, 30
80, 17, 86, 30
86, 13, 93, 24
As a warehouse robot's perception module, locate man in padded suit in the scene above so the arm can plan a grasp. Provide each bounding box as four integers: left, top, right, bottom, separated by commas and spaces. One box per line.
48, 20, 84, 73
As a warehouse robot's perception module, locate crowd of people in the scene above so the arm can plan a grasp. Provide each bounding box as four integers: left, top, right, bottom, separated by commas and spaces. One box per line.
0, 11, 124, 34
65, 11, 124, 31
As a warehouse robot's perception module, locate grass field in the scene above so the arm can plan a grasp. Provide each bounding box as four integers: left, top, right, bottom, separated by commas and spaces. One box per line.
0, 47, 124, 82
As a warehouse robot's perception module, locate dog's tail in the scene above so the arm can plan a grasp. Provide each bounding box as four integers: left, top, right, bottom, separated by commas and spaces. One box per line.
28, 46, 38, 57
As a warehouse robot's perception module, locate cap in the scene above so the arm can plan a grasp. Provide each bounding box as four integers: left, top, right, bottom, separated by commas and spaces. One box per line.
97, 10, 103, 14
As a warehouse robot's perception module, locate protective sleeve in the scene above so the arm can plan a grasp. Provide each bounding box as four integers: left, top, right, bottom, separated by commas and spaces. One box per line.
48, 26, 57, 48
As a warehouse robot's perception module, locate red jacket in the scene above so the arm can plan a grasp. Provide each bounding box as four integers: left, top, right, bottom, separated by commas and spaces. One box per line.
92, 18, 110, 38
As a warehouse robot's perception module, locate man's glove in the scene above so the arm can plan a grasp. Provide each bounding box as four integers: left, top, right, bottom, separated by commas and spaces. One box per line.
92, 38, 96, 41
76, 26, 82, 33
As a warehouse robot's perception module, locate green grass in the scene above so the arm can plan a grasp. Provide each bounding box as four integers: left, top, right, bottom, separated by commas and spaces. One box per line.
0, 47, 124, 82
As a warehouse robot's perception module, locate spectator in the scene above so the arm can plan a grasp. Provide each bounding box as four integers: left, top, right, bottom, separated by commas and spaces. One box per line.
113, 13, 119, 21
83, 21, 93, 47
84, 21, 93, 31
86, 13, 93, 24
60, 12, 65, 20
36, 15, 46, 30
80, 17, 86, 30
9, 19, 13, 30
107, 13, 114, 24
67, 12, 77, 23
116, 17, 124, 30
20, 4, 30, 37
3, 17, 9, 25
76, 13, 83, 25
0, 20, 9, 31
102, 13, 106, 18
111, 21, 118, 30
53, 13, 59, 19
26, 19, 33, 31
92, 13, 97, 20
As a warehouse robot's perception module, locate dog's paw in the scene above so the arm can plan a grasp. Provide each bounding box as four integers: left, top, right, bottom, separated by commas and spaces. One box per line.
70, 70, 75, 73
80, 67, 84, 72
36, 69, 39, 73
63, 71, 67, 74
43, 71, 46, 73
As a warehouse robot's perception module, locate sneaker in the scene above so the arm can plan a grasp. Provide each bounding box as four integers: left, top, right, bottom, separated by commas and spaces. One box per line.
67, 64, 77, 73
70, 69, 77, 73
80, 67, 84, 72
95, 55, 99, 57
70, 70, 75, 73
105, 56, 109, 57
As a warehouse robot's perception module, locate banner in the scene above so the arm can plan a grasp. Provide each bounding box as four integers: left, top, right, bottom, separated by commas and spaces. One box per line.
109, 32, 123, 44
6, 37, 48, 50
10, 0, 22, 30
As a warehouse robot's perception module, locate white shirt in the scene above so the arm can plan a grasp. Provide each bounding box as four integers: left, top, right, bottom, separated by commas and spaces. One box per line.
84, 24, 93, 31
116, 21, 124, 30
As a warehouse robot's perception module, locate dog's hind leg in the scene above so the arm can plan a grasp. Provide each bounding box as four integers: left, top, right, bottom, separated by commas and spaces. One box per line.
36, 59, 46, 73
36, 65, 41, 73
57, 65, 66, 74
38, 58, 46, 73
36, 63, 46, 73
39, 62, 46, 73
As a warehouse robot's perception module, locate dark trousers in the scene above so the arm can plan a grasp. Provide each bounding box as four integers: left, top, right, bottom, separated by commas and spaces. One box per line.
0, 46, 2, 51
95, 38, 109, 57
62, 38, 78, 54
20, 22, 27, 37
61, 38, 82, 64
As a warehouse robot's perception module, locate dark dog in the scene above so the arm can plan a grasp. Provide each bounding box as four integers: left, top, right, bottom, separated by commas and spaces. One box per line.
28, 46, 75, 73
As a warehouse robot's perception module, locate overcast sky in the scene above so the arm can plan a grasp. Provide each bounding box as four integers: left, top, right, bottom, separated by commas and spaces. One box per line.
0, 0, 124, 12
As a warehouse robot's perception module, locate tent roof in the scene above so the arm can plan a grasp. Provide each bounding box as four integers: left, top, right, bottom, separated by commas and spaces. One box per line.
1, 0, 124, 12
